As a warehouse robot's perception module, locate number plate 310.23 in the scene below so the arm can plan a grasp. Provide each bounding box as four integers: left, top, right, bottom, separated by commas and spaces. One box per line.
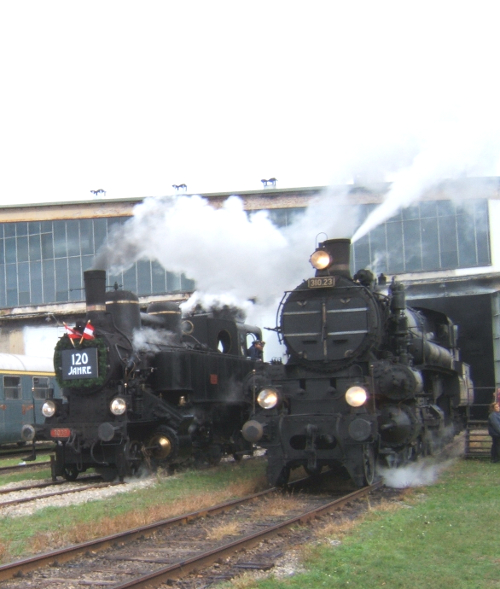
307, 277, 335, 288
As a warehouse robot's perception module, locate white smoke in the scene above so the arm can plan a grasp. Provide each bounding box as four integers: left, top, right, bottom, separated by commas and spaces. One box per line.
92, 188, 360, 359
132, 327, 178, 353
379, 434, 465, 488
351, 116, 500, 243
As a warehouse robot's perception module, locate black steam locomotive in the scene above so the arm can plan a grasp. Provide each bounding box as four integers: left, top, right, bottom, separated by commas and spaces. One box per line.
241, 238, 473, 487
24, 270, 263, 481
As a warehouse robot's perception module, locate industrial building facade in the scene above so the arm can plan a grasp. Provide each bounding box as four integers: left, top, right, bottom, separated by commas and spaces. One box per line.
1, 179, 500, 400
0, 184, 494, 308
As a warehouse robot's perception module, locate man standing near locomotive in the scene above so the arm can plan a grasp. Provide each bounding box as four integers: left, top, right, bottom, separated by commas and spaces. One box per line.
488, 402, 500, 463
248, 340, 265, 361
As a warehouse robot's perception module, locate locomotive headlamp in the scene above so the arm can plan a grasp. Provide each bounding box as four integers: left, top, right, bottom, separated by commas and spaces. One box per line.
310, 249, 332, 270
257, 388, 280, 409
110, 397, 127, 416
42, 400, 56, 418
345, 385, 368, 407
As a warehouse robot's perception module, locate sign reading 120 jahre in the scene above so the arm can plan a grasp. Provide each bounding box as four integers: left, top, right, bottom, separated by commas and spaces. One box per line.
61, 348, 99, 380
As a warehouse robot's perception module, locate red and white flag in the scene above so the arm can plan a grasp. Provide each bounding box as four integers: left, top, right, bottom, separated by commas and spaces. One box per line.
64, 323, 80, 340
81, 321, 95, 340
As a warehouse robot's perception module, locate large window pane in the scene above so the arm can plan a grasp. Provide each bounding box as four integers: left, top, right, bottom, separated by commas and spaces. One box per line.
55, 258, 68, 301
403, 219, 422, 271
6, 264, 17, 306
41, 232, 54, 259
80, 220, 94, 255
30, 261, 43, 304
68, 257, 82, 301
386, 221, 404, 273
137, 260, 152, 295
66, 221, 80, 256
17, 236, 28, 262
29, 234, 41, 261
54, 222, 67, 258
43, 259, 55, 303
18, 261, 30, 304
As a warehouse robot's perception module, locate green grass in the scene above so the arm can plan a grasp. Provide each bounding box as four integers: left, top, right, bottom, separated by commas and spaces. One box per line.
241, 460, 500, 589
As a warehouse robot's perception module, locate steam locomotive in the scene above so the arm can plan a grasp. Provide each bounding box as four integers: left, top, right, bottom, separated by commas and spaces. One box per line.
241, 238, 473, 487
23, 270, 263, 480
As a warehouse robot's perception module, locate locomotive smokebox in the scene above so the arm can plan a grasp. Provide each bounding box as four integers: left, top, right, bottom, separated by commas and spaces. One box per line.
311, 238, 351, 278
84, 270, 107, 318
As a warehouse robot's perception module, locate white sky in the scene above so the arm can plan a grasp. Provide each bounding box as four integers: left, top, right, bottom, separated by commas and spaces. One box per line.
2, 1, 500, 206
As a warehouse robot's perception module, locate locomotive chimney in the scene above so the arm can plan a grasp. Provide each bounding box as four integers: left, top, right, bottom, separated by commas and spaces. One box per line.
84, 269, 107, 320
314, 238, 352, 278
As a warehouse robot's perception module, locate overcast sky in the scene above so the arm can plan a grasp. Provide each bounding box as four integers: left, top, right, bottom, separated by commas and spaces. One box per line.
1, 1, 500, 207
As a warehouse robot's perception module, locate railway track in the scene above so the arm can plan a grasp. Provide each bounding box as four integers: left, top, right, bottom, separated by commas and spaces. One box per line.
0, 478, 383, 588
0, 476, 115, 510
0, 461, 51, 476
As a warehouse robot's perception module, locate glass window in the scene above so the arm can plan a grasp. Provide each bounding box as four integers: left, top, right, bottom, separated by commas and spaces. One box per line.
4, 376, 20, 399
4, 224, 16, 238
29, 234, 41, 261
16, 222, 28, 236
403, 219, 422, 271
4, 238, 16, 264
68, 257, 82, 301
43, 259, 56, 303
54, 222, 67, 258
28, 222, 41, 234
79, 219, 94, 255
66, 220, 80, 256
386, 221, 404, 273
152, 261, 166, 293
30, 261, 43, 304
17, 236, 28, 263
137, 260, 152, 295
6, 264, 18, 306
41, 232, 54, 259
55, 258, 69, 301
421, 217, 439, 270
32, 377, 53, 400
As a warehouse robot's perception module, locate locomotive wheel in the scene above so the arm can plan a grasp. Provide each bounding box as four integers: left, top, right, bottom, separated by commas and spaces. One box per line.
362, 444, 375, 486
146, 426, 177, 466
63, 465, 79, 481
126, 441, 145, 476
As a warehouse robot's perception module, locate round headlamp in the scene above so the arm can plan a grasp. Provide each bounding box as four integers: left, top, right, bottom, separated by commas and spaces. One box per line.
310, 249, 332, 270
110, 397, 127, 416
257, 388, 279, 409
345, 385, 368, 407
42, 400, 56, 418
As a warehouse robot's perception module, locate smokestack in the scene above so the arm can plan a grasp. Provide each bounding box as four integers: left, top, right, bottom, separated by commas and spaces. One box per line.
84, 270, 107, 320
317, 238, 352, 278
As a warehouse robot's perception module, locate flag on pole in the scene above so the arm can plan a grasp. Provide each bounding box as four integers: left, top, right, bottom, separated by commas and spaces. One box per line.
63, 323, 79, 347
80, 320, 95, 344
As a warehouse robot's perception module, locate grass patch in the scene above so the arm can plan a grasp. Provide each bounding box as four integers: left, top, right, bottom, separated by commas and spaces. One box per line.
0, 458, 267, 563
222, 460, 500, 589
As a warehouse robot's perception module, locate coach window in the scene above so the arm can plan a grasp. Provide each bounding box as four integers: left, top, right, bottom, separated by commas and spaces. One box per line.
4, 376, 20, 399
32, 377, 53, 400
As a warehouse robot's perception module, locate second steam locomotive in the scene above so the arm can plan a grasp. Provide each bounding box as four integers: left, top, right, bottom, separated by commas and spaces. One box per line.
26, 270, 263, 480
241, 238, 473, 487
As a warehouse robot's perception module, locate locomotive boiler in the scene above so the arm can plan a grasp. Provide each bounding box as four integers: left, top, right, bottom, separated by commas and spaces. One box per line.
242, 238, 473, 487
25, 269, 263, 481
